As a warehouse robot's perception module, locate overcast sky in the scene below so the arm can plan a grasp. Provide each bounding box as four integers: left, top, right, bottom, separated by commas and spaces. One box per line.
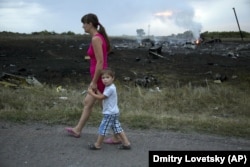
0, 0, 249, 36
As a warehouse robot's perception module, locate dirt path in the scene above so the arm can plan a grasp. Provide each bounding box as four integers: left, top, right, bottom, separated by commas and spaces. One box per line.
0, 121, 249, 167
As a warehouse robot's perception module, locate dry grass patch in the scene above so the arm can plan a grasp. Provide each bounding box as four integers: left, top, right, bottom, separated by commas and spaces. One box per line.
0, 81, 250, 139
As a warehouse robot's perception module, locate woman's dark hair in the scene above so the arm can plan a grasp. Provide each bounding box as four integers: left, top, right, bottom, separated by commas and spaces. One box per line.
81, 13, 111, 52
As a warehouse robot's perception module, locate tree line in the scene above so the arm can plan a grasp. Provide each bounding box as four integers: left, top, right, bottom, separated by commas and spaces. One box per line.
0, 30, 250, 38
200, 31, 250, 39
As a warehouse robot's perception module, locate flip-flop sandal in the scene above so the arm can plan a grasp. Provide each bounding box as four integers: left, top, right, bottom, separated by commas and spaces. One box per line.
118, 144, 131, 150
65, 127, 80, 138
88, 144, 101, 150
103, 137, 122, 144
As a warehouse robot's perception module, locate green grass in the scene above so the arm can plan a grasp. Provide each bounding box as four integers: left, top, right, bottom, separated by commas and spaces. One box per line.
0, 80, 250, 139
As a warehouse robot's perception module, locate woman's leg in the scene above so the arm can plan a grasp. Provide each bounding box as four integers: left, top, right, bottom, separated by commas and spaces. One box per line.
71, 93, 96, 135
103, 135, 121, 143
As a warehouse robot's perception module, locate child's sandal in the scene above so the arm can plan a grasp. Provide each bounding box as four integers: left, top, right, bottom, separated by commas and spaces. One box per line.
118, 144, 131, 150
88, 144, 101, 150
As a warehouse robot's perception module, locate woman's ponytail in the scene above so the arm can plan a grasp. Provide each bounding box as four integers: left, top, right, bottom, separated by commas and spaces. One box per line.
98, 23, 111, 52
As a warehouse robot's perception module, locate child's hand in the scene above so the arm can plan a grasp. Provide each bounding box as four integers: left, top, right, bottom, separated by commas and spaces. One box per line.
88, 87, 99, 95
96, 90, 101, 95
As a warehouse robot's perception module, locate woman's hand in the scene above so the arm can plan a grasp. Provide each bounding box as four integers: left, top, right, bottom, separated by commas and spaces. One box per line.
87, 86, 97, 96
87, 86, 93, 93
89, 82, 97, 92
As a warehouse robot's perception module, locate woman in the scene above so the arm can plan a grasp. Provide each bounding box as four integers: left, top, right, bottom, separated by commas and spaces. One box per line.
65, 13, 120, 144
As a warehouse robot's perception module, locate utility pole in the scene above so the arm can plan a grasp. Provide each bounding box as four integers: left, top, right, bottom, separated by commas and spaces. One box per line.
148, 24, 150, 39
232, 7, 244, 41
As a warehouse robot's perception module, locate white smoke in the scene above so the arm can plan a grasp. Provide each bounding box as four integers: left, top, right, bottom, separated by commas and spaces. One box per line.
171, 9, 202, 39
155, 7, 202, 39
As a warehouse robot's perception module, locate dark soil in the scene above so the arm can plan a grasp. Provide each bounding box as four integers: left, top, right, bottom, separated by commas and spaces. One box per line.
1, 35, 250, 88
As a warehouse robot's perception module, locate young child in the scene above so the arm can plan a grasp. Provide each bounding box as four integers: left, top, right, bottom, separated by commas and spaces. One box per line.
87, 68, 131, 150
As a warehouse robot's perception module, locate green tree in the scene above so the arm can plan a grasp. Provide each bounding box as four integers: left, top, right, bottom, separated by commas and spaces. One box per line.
136, 29, 145, 37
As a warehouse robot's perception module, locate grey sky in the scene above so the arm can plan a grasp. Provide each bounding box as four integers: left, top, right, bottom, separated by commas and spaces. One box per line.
0, 0, 249, 36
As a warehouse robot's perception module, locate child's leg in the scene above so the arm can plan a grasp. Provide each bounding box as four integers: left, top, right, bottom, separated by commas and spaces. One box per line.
90, 114, 112, 149
117, 131, 130, 146
94, 135, 105, 148
112, 114, 130, 146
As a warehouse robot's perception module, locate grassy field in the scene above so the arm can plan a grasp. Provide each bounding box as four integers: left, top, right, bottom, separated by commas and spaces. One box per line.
0, 79, 249, 139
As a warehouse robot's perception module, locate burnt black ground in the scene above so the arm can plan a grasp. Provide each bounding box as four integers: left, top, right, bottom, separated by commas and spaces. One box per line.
1, 36, 250, 88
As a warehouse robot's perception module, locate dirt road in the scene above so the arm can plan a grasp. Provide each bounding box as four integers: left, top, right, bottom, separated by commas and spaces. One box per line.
0, 122, 249, 167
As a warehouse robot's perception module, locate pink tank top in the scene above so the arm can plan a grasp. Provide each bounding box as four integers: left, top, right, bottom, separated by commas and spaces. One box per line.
87, 33, 108, 77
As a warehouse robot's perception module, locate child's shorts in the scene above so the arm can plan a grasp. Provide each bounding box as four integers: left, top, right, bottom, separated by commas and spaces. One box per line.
99, 114, 123, 136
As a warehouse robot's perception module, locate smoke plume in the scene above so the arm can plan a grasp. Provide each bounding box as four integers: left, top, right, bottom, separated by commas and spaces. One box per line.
155, 6, 202, 39
172, 9, 202, 39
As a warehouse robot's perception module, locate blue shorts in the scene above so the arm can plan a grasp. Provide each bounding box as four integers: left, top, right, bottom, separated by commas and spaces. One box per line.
98, 114, 123, 136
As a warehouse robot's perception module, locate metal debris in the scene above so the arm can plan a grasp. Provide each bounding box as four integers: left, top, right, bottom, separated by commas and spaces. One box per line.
0, 72, 42, 88
149, 51, 165, 59
135, 74, 158, 88
149, 45, 165, 59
